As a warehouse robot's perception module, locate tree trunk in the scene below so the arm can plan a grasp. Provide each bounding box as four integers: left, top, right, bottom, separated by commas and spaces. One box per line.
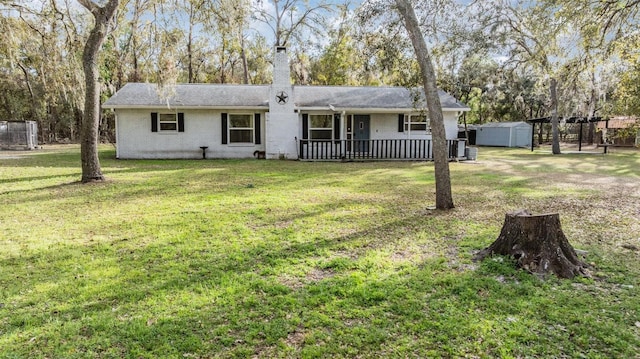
587, 72, 597, 144
78, 0, 120, 183
550, 78, 561, 154
240, 35, 250, 84
463, 111, 469, 143
187, 3, 195, 83
130, 0, 142, 83
395, 0, 454, 210
538, 122, 543, 145
474, 210, 590, 279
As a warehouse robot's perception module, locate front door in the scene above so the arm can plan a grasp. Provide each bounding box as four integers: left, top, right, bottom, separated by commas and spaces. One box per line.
353, 115, 370, 152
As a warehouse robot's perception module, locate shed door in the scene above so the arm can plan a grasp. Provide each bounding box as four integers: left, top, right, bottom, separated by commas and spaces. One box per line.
353, 115, 370, 152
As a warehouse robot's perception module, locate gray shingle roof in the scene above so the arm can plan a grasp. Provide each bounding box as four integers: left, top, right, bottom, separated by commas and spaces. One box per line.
294, 86, 466, 110
477, 121, 531, 128
103, 83, 469, 111
102, 83, 270, 109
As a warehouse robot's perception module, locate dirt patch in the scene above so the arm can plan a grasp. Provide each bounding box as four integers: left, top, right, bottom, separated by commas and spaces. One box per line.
253, 326, 306, 359
278, 268, 336, 290
460, 156, 640, 256
306, 267, 336, 282
284, 327, 306, 349
389, 250, 415, 263
480, 157, 640, 194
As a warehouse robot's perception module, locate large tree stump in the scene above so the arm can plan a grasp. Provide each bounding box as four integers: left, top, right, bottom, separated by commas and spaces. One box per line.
474, 210, 591, 279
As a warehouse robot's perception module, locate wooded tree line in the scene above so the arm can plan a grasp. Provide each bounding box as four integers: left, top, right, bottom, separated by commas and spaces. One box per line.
1, 0, 638, 144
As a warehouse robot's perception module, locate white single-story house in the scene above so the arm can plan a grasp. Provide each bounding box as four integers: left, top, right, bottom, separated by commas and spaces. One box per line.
475, 121, 532, 148
103, 47, 470, 160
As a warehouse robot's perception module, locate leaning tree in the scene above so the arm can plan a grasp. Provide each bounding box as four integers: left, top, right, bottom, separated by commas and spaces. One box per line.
78, 0, 120, 183
394, 0, 454, 209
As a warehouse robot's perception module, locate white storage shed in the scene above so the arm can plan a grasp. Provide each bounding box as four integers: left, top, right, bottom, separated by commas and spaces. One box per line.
476, 121, 531, 148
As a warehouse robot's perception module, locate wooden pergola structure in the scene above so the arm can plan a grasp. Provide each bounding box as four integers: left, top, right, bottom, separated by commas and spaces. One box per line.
526, 116, 609, 152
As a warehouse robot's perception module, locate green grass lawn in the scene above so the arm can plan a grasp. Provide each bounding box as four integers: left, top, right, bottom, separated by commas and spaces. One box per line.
1, 145, 639, 358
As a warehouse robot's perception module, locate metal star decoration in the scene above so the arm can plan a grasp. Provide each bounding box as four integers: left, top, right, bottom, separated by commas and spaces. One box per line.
276, 91, 288, 105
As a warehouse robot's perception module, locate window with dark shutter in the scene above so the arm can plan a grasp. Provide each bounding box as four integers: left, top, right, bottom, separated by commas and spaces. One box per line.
398, 114, 404, 132
178, 113, 185, 132
154, 113, 178, 132
228, 114, 254, 143
405, 114, 430, 133
308, 114, 333, 139
333, 113, 341, 140
151, 113, 158, 132
254, 113, 261, 144
221, 113, 228, 144
302, 114, 309, 140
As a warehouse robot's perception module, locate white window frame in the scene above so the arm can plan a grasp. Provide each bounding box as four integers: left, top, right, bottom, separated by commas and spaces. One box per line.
159, 113, 178, 132
228, 113, 255, 144
309, 114, 333, 140
405, 114, 430, 133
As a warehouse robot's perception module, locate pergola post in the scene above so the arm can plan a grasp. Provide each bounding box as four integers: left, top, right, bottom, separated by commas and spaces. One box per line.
530, 122, 535, 152
578, 121, 583, 152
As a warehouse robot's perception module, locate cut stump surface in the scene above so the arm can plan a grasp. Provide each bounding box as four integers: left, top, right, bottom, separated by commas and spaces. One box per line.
474, 209, 590, 279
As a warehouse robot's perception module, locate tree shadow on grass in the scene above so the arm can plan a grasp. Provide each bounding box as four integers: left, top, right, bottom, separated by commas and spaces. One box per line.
493, 148, 640, 180
2, 207, 639, 358
2, 149, 639, 357
4, 218, 638, 358
0, 207, 458, 355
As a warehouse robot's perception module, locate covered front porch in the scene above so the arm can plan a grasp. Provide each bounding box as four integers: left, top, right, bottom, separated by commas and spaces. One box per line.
298, 138, 467, 161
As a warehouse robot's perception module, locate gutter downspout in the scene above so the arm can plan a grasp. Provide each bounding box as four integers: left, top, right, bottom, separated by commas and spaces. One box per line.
113, 109, 119, 159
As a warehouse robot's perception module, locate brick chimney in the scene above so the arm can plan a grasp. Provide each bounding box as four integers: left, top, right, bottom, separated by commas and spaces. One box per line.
273, 46, 291, 87
266, 47, 298, 159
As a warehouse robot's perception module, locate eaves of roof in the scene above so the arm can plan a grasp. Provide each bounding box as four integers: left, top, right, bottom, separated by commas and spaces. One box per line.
103, 83, 470, 112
